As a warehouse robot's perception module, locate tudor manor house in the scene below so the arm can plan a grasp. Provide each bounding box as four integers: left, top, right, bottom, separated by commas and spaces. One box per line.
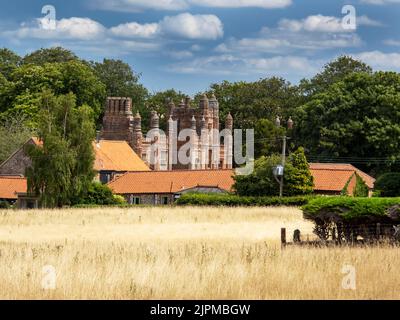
100, 95, 234, 171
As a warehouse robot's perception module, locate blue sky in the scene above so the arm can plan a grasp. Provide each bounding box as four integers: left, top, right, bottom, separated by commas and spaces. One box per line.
0, 0, 399, 94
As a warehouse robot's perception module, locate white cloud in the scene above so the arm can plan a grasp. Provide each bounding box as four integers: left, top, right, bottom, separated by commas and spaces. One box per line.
159, 13, 223, 40
91, 0, 189, 12
189, 0, 292, 9
360, 0, 400, 4
278, 14, 382, 33
91, 0, 292, 11
384, 39, 400, 46
6, 17, 106, 40
168, 54, 320, 76
354, 51, 400, 69
109, 22, 159, 38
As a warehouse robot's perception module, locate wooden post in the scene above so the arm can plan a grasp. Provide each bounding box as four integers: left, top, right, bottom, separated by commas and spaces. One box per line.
281, 228, 286, 248
376, 223, 381, 240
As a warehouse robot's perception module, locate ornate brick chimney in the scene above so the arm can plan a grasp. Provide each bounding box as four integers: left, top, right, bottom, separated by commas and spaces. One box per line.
100, 97, 134, 144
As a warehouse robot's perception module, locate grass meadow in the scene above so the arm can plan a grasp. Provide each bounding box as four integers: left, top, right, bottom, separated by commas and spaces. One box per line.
0, 206, 399, 299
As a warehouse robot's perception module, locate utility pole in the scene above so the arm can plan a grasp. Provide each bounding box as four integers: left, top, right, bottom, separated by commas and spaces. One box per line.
274, 116, 293, 197
279, 135, 287, 197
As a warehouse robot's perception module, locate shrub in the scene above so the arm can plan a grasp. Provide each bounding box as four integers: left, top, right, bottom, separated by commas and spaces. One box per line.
374, 173, 400, 197
176, 193, 314, 207
233, 148, 314, 197
72, 182, 127, 206
0, 201, 10, 209
302, 197, 400, 241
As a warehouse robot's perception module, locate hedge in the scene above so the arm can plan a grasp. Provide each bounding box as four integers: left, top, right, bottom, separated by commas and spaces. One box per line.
302, 197, 400, 241
175, 193, 315, 207
302, 197, 400, 221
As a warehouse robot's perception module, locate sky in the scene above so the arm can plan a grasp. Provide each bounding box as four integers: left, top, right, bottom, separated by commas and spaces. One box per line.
0, 0, 399, 95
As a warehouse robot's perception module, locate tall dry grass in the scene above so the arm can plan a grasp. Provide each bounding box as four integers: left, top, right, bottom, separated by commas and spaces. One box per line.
0, 206, 398, 299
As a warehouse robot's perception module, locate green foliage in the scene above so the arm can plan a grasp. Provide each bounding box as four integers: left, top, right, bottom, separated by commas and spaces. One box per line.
0, 201, 11, 209
354, 174, 369, 197
284, 147, 314, 196
176, 193, 314, 207
0, 113, 35, 163
73, 182, 126, 206
233, 148, 314, 197
0, 60, 106, 122
295, 70, 400, 173
22, 47, 78, 65
0, 48, 21, 79
302, 197, 400, 221
91, 58, 148, 123
145, 89, 187, 131
299, 55, 372, 96
199, 77, 302, 131
374, 173, 400, 197
26, 91, 96, 208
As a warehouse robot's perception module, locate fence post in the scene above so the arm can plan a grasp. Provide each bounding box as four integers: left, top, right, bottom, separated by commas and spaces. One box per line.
281, 228, 286, 249
376, 223, 381, 240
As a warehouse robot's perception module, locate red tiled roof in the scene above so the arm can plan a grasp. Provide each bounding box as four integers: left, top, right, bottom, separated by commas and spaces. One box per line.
93, 140, 150, 172
309, 163, 375, 191
108, 170, 235, 194
0, 176, 27, 200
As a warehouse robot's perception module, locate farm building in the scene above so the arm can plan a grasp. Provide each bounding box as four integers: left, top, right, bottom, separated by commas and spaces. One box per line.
309, 163, 375, 197
108, 169, 234, 205
0, 176, 34, 207
0, 137, 150, 184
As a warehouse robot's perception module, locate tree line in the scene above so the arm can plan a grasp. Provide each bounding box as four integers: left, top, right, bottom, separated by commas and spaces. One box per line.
1, 46, 400, 204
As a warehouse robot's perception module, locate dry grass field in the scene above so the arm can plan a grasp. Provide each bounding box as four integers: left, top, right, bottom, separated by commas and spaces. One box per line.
0, 206, 399, 300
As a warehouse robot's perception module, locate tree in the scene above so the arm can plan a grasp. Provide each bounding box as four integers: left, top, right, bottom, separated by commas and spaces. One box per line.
22, 47, 78, 65
199, 77, 302, 131
374, 173, 400, 197
145, 89, 187, 131
283, 147, 314, 196
91, 59, 148, 122
0, 48, 21, 79
26, 90, 96, 208
299, 55, 372, 96
233, 148, 314, 196
295, 71, 400, 173
0, 61, 106, 123
254, 118, 285, 158
73, 182, 126, 205
0, 113, 35, 164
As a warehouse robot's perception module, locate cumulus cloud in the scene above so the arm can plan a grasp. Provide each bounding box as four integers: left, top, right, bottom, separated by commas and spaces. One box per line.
360, 0, 400, 4
353, 51, 400, 69
167, 54, 320, 76
6, 17, 106, 40
110, 13, 223, 40
109, 22, 159, 38
91, 0, 292, 11
384, 39, 400, 46
159, 13, 223, 40
189, 0, 292, 9
278, 14, 382, 33
4, 12, 224, 46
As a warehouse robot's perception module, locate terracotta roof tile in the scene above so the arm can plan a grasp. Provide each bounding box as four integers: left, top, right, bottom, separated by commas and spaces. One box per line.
93, 140, 150, 172
0, 176, 27, 200
309, 163, 375, 191
108, 170, 234, 194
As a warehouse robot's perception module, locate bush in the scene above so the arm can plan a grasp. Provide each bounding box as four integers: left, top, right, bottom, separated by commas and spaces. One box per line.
374, 173, 400, 197
176, 193, 314, 207
302, 197, 400, 241
233, 148, 314, 197
72, 182, 127, 206
0, 201, 10, 209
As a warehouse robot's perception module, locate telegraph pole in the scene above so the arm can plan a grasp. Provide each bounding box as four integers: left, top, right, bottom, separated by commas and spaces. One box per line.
279, 135, 287, 197
274, 116, 293, 197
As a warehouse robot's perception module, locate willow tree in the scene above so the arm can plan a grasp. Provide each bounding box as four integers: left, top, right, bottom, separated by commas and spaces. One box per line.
26, 90, 95, 208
